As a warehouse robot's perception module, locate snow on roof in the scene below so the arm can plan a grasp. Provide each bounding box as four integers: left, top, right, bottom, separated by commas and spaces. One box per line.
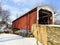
0, 34, 42, 45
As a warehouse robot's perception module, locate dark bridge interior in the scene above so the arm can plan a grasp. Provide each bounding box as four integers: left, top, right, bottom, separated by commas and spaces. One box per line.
38, 9, 52, 24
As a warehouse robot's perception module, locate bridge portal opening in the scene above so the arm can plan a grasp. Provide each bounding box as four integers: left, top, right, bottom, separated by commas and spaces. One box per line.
38, 9, 52, 24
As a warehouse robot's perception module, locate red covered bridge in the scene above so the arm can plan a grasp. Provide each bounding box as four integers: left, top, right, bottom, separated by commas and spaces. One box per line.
12, 6, 54, 32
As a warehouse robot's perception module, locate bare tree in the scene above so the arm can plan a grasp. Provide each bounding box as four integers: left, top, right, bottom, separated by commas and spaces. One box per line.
0, 3, 10, 30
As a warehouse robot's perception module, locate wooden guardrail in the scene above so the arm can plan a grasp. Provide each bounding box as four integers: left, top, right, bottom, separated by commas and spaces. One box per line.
31, 24, 60, 45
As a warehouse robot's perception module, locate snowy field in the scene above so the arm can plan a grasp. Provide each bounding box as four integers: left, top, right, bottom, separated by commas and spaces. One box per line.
0, 34, 42, 45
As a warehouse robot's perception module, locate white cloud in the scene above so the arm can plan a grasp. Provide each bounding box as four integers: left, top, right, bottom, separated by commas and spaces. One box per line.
12, 0, 45, 5
22, 8, 30, 13
2, 5, 10, 10
12, 0, 26, 3
0, 0, 1, 2
12, 0, 44, 3
12, 0, 20, 3
2, 4, 30, 22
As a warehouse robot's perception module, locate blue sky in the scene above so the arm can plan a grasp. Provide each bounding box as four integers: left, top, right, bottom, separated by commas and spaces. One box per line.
1, 0, 60, 23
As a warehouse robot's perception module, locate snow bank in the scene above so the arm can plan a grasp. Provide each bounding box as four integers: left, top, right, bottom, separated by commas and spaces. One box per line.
0, 34, 42, 45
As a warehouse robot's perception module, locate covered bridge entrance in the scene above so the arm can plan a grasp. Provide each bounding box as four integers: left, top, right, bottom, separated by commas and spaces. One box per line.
38, 9, 52, 24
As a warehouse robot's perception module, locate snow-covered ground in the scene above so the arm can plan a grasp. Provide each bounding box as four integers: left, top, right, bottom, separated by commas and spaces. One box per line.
0, 33, 42, 45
